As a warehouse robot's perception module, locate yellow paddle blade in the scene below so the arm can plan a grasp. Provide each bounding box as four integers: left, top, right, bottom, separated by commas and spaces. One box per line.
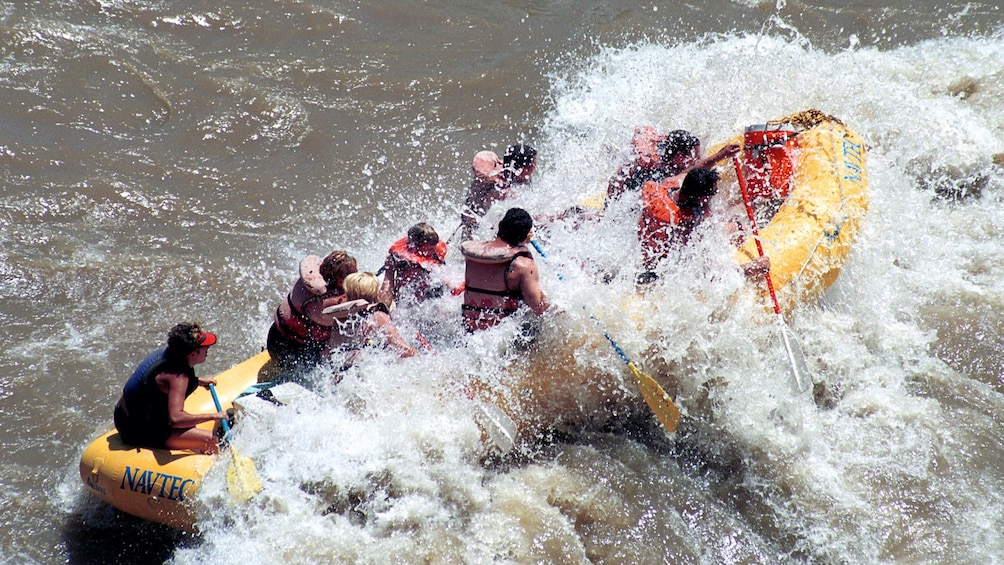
629, 362, 681, 433
225, 446, 263, 503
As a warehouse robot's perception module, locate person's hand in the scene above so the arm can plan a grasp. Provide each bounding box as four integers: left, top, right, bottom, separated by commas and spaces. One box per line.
199, 377, 218, 388
741, 256, 771, 279
717, 143, 741, 160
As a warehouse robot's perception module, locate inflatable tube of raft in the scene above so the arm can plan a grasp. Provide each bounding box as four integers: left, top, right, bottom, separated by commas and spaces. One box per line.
729, 111, 868, 314
79, 351, 276, 531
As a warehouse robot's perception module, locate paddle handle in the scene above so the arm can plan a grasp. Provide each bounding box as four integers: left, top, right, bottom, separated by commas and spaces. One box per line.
601, 329, 632, 366
530, 239, 564, 281
733, 157, 783, 316
530, 239, 548, 257
209, 384, 232, 438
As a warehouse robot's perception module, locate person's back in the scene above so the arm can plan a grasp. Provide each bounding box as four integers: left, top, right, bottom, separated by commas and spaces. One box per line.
329, 272, 417, 359
379, 222, 449, 306
268, 251, 358, 371
461, 207, 548, 332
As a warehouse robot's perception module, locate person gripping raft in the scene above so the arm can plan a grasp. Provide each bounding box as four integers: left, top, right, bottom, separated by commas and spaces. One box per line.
267, 251, 358, 372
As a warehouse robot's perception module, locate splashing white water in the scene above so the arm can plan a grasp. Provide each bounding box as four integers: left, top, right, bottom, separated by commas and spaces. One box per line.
171, 32, 1004, 564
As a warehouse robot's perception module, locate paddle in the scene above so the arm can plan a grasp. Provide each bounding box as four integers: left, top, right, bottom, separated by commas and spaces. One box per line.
732, 157, 812, 393
209, 384, 264, 502
415, 331, 518, 454
529, 239, 680, 433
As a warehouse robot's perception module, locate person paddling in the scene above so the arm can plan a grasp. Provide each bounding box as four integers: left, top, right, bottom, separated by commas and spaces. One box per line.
113, 323, 228, 454
461, 207, 549, 332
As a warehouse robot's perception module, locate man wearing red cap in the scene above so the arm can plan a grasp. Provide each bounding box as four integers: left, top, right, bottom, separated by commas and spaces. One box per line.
113, 322, 229, 454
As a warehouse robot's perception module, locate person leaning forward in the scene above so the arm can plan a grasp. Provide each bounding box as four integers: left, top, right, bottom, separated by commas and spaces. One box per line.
113, 322, 227, 454
377, 222, 452, 308
638, 168, 769, 283
328, 272, 418, 362
267, 250, 358, 371
461, 207, 549, 332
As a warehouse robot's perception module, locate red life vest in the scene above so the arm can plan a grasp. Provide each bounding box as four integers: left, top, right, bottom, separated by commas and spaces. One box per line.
461, 241, 533, 332
639, 176, 702, 269
273, 255, 346, 345
741, 125, 798, 202
383, 237, 448, 302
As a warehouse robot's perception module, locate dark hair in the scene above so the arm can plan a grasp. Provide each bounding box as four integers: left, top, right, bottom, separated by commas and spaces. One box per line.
320, 250, 358, 288
166, 322, 205, 359
406, 222, 439, 246
503, 143, 537, 170
678, 168, 719, 208
660, 130, 701, 163
497, 207, 533, 246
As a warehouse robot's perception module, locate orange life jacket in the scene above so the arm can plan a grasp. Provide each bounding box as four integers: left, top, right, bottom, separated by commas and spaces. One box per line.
383, 238, 449, 302
461, 241, 532, 332
639, 176, 702, 269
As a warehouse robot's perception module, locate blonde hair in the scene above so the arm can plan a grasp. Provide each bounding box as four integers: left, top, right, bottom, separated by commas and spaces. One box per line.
343, 272, 380, 303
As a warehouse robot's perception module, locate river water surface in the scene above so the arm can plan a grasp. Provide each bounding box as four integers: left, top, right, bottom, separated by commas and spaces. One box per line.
2, 1, 1003, 563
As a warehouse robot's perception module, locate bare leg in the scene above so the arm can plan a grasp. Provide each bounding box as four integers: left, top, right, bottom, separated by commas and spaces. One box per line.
165, 427, 219, 454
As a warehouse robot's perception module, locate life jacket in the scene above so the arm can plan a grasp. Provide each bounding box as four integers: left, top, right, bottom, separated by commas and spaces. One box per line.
324, 299, 392, 351
460, 241, 533, 332
383, 237, 448, 302
273, 255, 346, 345
741, 124, 798, 202
639, 176, 703, 269
116, 348, 198, 444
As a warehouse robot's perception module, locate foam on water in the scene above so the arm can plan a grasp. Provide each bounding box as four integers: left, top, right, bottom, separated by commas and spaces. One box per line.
151, 30, 1004, 564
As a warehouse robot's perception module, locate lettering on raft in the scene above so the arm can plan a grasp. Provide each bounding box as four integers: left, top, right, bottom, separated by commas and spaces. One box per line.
842, 137, 864, 183
120, 465, 196, 502
85, 475, 108, 496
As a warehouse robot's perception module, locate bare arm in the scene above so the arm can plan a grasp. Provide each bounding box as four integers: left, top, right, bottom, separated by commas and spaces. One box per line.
160, 372, 225, 429
512, 256, 549, 316
303, 293, 348, 326
370, 311, 417, 358
378, 259, 396, 307
693, 143, 740, 171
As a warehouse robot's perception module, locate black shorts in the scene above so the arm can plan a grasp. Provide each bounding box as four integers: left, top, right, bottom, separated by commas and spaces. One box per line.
266, 323, 324, 372
113, 401, 171, 449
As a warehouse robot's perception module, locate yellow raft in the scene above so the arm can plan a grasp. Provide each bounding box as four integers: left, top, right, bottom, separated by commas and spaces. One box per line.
724, 110, 868, 314
79, 351, 275, 531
